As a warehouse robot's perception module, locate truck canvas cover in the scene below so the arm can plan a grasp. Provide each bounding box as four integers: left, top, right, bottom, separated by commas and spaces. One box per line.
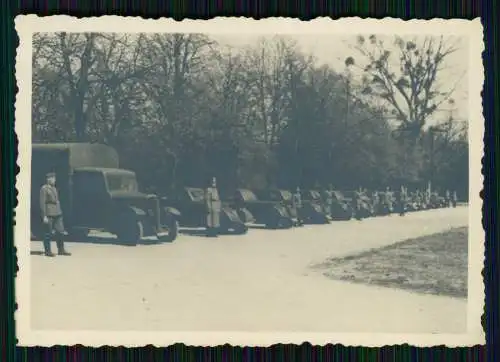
32, 143, 119, 170
31, 143, 120, 223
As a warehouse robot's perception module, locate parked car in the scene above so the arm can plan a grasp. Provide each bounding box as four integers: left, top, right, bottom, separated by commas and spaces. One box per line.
164, 187, 251, 234
373, 191, 393, 216
255, 189, 303, 226
300, 190, 331, 224
345, 191, 374, 219
326, 190, 354, 220
223, 188, 294, 229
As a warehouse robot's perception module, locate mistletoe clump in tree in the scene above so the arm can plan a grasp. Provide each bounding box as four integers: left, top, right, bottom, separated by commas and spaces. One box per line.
346, 34, 461, 141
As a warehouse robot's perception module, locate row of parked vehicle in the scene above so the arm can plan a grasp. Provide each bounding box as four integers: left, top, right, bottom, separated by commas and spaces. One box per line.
166, 186, 456, 236
30, 143, 458, 246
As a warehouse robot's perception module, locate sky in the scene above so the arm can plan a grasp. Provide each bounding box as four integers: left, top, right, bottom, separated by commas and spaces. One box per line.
210, 34, 469, 124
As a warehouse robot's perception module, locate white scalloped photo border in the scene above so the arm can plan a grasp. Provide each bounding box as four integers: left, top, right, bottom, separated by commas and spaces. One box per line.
13, 15, 485, 347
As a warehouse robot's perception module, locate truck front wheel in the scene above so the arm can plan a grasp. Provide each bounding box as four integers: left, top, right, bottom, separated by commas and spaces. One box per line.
116, 220, 144, 246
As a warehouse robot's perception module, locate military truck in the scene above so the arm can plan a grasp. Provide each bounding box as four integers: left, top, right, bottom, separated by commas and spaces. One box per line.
31, 143, 180, 245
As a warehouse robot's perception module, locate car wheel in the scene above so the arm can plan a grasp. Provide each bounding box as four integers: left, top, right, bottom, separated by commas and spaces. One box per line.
117, 220, 144, 246
232, 223, 248, 235
158, 220, 179, 243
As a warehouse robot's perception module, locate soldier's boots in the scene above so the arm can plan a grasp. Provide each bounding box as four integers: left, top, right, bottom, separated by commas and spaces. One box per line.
43, 240, 55, 257
56, 240, 71, 256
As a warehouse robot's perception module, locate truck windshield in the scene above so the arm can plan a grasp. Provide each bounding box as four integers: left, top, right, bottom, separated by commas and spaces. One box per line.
106, 173, 138, 192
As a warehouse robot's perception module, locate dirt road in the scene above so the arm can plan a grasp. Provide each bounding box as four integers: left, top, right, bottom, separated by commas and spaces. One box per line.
30, 206, 468, 333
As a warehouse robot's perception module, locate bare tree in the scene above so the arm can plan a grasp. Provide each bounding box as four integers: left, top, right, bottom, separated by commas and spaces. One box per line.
346, 35, 462, 140
244, 36, 312, 147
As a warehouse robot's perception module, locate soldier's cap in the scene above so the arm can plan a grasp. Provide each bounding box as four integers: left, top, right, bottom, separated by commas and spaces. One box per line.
46, 172, 56, 178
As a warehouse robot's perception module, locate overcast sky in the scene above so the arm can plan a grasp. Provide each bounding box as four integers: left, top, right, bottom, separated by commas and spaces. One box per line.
211, 34, 469, 124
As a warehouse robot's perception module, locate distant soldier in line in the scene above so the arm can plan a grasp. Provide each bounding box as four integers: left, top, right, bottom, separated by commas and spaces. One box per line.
445, 189, 451, 207
40, 172, 71, 257
452, 191, 458, 208
397, 185, 406, 216
353, 187, 363, 220
293, 186, 303, 224
205, 177, 222, 237
372, 190, 380, 215
384, 186, 393, 214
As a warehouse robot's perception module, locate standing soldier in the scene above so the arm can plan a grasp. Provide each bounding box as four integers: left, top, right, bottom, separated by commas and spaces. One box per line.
205, 177, 222, 237
384, 187, 393, 214
452, 190, 458, 208
372, 190, 380, 215
397, 185, 406, 216
445, 189, 451, 207
353, 187, 363, 220
293, 186, 303, 224
40, 172, 71, 257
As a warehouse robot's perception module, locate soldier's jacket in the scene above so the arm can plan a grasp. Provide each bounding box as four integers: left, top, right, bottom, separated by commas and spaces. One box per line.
40, 184, 62, 218
205, 187, 221, 228
205, 187, 222, 212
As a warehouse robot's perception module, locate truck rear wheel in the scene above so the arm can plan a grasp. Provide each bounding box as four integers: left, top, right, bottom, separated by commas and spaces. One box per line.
116, 220, 144, 246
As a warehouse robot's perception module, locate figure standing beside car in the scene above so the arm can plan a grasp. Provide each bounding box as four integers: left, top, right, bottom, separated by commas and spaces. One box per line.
205, 177, 222, 237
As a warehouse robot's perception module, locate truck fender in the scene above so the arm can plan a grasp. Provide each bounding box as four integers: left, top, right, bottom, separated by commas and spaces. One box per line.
163, 206, 181, 220
128, 206, 147, 217
111, 206, 147, 235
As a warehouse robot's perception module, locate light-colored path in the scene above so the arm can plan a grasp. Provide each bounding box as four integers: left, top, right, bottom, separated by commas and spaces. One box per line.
30, 207, 468, 333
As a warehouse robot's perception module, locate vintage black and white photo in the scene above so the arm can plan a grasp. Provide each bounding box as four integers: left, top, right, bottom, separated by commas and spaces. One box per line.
15, 16, 484, 347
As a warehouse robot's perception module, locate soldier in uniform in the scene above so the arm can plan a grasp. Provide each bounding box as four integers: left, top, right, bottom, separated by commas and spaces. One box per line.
371, 190, 380, 215
445, 189, 451, 207
397, 185, 407, 216
384, 187, 393, 214
452, 191, 458, 208
205, 177, 222, 237
353, 188, 363, 220
40, 172, 71, 257
293, 186, 303, 224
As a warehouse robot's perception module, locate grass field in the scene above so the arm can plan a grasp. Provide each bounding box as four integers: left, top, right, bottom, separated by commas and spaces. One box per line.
314, 227, 468, 298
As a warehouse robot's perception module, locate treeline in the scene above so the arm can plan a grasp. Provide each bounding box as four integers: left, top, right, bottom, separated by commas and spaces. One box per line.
32, 33, 469, 199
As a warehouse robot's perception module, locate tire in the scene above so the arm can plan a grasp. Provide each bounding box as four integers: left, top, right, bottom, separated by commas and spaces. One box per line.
116, 220, 144, 246
232, 223, 248, 235
266, 215, 281, 229
158, 220, 178, 243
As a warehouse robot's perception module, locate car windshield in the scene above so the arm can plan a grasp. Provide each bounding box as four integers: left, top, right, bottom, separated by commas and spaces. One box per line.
240, 189, 258, 201
106, 173, 138, 192
187, 188, 205, 202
